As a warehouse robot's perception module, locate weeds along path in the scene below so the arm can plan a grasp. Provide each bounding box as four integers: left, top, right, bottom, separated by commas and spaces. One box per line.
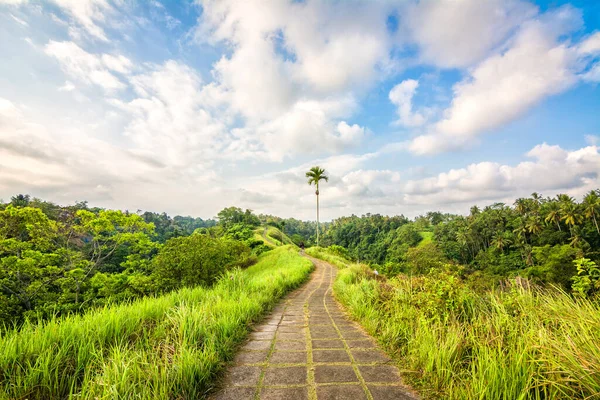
211, 254, 417, 400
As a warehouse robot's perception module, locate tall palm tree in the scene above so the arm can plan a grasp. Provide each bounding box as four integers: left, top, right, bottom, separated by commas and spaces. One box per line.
525, 216, 543, 235
583, 190, 600, 234
544, 201, 562, 231
559, 197, 581, 236
306, 166, 329, 246
491, 232, 512, 252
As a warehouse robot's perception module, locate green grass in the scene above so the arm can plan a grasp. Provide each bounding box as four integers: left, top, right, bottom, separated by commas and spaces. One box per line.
305, 246, 353, 269
310, 247, 600, 399
0, 246, 312, 400
254, 228, 276, 248
417, 231, 433, 247
266, 227, 295, 246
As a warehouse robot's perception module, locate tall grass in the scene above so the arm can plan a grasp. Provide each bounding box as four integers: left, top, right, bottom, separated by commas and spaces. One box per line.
306, 246, 353, 268
312, 247, 600, 399
0, 246, 312, 399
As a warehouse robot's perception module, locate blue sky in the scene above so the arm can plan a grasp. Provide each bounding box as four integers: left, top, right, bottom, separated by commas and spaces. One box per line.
0, 0, 599, 220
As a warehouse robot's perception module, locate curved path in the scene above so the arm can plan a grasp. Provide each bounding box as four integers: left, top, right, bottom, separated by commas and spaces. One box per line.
211, 255, 417, 400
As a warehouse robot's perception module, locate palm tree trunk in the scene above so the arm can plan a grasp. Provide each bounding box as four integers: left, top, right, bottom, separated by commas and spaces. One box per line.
316, 190, 320, 246
593, 212, 600, 235
556, 219, 561, 232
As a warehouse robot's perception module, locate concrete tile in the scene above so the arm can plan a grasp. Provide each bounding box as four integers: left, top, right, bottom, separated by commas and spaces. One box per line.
269, 351, 307, 364
368, 385, 415, 400
345, 339, 377, 349
313, 350, 351, 363
260, 386, 308, 400
250, 331, 276, 340
310, 329, 340, 339
255, 325, 278, 332
340, 331, 371, 340
243, 340, 272, 351
312, 340, 345, 349
316, 385, 367, 400
211, 386, 256, 400
274, 340, 306, 351
263, 366, 307, 385
351, 349, 391, 363
225, 366, 262, 386
314, 365, 359, 383
277, 332, 305, 340
234, 350, 269, 364
358, 366, 401, 383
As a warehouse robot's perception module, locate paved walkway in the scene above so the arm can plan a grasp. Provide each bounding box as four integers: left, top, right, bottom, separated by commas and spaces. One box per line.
211, 255, 417, 400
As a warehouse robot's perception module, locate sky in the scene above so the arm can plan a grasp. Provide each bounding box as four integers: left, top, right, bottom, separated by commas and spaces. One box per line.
0, 0, 599, 221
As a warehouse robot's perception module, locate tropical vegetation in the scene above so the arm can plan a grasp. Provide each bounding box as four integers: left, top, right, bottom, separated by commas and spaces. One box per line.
0, 246, 312, 399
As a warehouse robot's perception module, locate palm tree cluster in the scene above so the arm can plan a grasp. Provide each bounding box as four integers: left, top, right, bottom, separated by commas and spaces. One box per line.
435, 190, 600, 273
317, 189, 599, 288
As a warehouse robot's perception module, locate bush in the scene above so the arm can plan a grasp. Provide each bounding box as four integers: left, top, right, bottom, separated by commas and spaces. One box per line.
328, 244, 349, 259
152, 234, 251, 291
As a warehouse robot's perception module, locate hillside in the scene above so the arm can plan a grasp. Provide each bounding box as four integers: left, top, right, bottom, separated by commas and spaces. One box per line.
0, 246, 312, 399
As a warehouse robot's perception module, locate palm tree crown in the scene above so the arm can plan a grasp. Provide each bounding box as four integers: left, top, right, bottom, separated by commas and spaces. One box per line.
306, 166, 329, 194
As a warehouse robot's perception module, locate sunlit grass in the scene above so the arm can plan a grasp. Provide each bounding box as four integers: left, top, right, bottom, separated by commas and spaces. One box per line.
306, 246, 353, 268
311, 247, 600, 399
418, 231, 433, 247
0, 246, 312, 399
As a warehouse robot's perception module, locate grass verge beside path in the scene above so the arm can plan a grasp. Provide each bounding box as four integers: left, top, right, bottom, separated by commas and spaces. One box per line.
0, 246, 312, 400
305, 246, 353, 268
309, 246, 600, 399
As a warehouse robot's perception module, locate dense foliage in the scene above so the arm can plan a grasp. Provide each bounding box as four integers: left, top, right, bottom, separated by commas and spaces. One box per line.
322, 190, 600, 291
0, 197, 273, 327
0, 246, 312, 399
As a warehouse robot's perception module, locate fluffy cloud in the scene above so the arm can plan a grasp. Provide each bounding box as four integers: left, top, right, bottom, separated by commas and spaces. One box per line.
110, 60, 228, 170
0, 0, 29, 5
240, 142, 600, 219
0, 97, 163, 203
45, 40, 130, 91
405, 0, 538, 68
409, 6, 599, 155
389, 79, 426, 127
50, 0, 117, 42
403, 143, 600, 206
195, 0, 383, 157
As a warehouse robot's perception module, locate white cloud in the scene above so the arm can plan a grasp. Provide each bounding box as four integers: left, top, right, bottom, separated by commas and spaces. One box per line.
403, 143, 600, 206
408, 7, 597, 155
50, 0, 116, 42
236, 141, 600, 219
0, 0, 28, 5
44, 40, 129, 91
58, 81, 75, 92
10, 13, 28, 25
405, 0, 538, 68
389, 79, 426, 127
194, 0, 388, 158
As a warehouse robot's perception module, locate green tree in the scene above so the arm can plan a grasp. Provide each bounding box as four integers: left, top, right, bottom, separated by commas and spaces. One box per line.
559, 196, 581, 236
544, 201, 562, 231
305, 166, 329, 246
152, 234, 251, 291
582, 190, 600, 235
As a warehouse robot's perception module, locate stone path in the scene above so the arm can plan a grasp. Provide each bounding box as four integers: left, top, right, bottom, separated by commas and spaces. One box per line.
210, 255, 417, 400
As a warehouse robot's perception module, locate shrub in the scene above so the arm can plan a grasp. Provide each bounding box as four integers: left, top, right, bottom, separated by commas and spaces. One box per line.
152, 234, 251, 291
571, 257, 600, 298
